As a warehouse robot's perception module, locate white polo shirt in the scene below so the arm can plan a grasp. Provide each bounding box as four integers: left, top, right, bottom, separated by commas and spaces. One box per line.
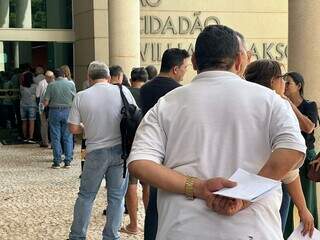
68, 82, 136, 153
128, 71, 306, 240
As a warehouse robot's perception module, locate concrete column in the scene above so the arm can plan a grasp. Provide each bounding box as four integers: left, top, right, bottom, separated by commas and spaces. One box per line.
0, 0, 9, 27
288, 1, 320, 104
289, 1, 320, 216
14, 0, 32, 68
0, 0, 9, 71
108, 0, 140, 75
14, 42, 19, 68
16, 0, 32, 28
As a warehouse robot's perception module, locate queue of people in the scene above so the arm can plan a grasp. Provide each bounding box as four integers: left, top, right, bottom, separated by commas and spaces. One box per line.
1, 24, 319, 240
66, 26, 320, 240
66, 25, 320, 240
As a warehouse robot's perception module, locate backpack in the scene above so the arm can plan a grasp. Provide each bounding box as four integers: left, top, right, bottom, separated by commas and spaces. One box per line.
118, 84, 143, 177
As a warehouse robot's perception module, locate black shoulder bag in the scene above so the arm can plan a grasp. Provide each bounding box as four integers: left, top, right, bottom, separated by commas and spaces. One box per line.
118, 84, 143, 177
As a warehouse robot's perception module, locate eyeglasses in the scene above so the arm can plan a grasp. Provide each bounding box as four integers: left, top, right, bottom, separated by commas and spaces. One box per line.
275, 75, 286, 80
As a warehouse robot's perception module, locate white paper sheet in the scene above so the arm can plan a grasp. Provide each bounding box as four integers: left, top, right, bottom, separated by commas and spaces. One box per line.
213, 168, 281, 202
288, 223, 320, 240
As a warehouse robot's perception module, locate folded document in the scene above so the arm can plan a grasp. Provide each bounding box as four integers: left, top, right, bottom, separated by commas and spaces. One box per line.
214, 168, 281, 202
288, 223, 320, 240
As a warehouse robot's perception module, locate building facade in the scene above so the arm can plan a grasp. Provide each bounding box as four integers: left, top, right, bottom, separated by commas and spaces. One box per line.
0, 0, 319, 105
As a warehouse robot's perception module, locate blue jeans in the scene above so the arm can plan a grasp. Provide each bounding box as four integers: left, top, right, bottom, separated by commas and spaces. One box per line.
49, 108, 73, 164
69, 145, 128, 240
280, 183, 291, 232
144, 186, 158, 240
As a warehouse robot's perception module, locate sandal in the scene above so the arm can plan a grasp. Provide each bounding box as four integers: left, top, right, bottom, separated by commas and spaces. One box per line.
120, 225, 140, 235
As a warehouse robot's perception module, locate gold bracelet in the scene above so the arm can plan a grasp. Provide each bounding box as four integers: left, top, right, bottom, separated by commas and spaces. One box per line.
185, 176, 197, 200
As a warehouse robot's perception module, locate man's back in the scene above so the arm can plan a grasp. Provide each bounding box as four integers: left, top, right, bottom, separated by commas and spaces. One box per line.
129, 71, 305, 240
69, 83, 136, 153
45, 77, 75, 107
140, 76, 181, 115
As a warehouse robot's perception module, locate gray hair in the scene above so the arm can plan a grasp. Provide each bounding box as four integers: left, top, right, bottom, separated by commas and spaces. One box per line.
88, 61, 110, 80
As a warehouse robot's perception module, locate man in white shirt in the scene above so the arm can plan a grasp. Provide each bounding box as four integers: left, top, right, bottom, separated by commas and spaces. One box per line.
67, 61, 136, 240
127, 25, 306, 239
37, 70, 51, 147
33, 66, 45, 85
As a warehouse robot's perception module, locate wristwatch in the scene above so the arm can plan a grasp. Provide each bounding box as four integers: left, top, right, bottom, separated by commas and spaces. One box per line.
185, 176, 197, 200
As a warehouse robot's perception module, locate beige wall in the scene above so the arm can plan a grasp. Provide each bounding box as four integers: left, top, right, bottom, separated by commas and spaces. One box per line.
74, 0, 288, 87
140, 0, 288, 83
73, 0, 109, 90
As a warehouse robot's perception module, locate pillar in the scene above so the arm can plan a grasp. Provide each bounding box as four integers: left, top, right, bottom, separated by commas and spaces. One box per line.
13, 42, 19, 68
14, 0, 32, 68
108, 0, 140, 75
289, 0, 320, 218
16, 0, 32, 28
0, 0, 9, 71
0, 0, 9, 27
288, 0, 320, 104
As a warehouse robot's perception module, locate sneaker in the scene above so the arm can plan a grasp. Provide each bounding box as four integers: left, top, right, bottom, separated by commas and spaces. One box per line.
40, 143, 49, 148
64, 163, 71, 169
51, 163, 61, 169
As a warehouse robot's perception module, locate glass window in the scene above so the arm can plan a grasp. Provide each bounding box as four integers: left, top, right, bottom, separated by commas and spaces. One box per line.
1, 41, 73, 72
8, 0, 73, 29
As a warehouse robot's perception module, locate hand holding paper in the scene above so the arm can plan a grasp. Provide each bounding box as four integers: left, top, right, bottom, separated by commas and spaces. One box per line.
288, 223, 320, 240
214, 168, 281, 202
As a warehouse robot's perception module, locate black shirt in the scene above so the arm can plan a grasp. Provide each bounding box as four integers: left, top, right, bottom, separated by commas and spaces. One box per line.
129, 87, 142, 108
298, 99, 319, 150
140, 76, 181, 115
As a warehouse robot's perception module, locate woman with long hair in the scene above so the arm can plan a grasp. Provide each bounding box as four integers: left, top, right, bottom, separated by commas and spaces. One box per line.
244, 60, 316, 238
283, 71, 319, 238
20, 71, 37, 141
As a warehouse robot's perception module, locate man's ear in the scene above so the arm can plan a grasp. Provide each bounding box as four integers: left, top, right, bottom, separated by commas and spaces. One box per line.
234, 53, 242, 73
172, 66, 179, 75
191, 53, 198, 71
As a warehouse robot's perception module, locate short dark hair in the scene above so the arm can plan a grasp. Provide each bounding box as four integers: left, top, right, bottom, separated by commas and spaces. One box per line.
195, 25, 240, 71
53, 68, 64, 78
145, 65, 158, 80
284, 71, 305, 96
244, 60, 282, 89
160, 48, 190, 73
109, 65, 123, 77
131, 67, 148, 82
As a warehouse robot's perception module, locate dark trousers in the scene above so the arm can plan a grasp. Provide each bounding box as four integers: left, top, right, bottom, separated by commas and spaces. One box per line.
284, 149, 319, 239
279, 184, 291, 232
144, 186, 158, 240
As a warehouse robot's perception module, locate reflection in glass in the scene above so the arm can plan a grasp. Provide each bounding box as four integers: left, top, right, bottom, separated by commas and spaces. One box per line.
7, 0, 72, 29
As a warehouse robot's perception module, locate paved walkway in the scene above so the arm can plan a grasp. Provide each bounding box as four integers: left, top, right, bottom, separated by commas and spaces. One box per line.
0, 144, 145, 240
1, 142, 320, 239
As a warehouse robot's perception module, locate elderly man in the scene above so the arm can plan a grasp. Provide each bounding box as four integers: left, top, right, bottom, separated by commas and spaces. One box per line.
43, 68, 76, 168
128, 25, 306, 239
68, 61, 136, 240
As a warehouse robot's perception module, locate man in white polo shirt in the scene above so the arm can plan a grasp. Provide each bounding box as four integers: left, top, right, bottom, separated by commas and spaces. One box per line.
128, 25, 306, 239
67, 61, 136, 240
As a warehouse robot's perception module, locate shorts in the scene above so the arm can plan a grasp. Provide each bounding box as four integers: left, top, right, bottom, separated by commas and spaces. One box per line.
20, 106, 37, 120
